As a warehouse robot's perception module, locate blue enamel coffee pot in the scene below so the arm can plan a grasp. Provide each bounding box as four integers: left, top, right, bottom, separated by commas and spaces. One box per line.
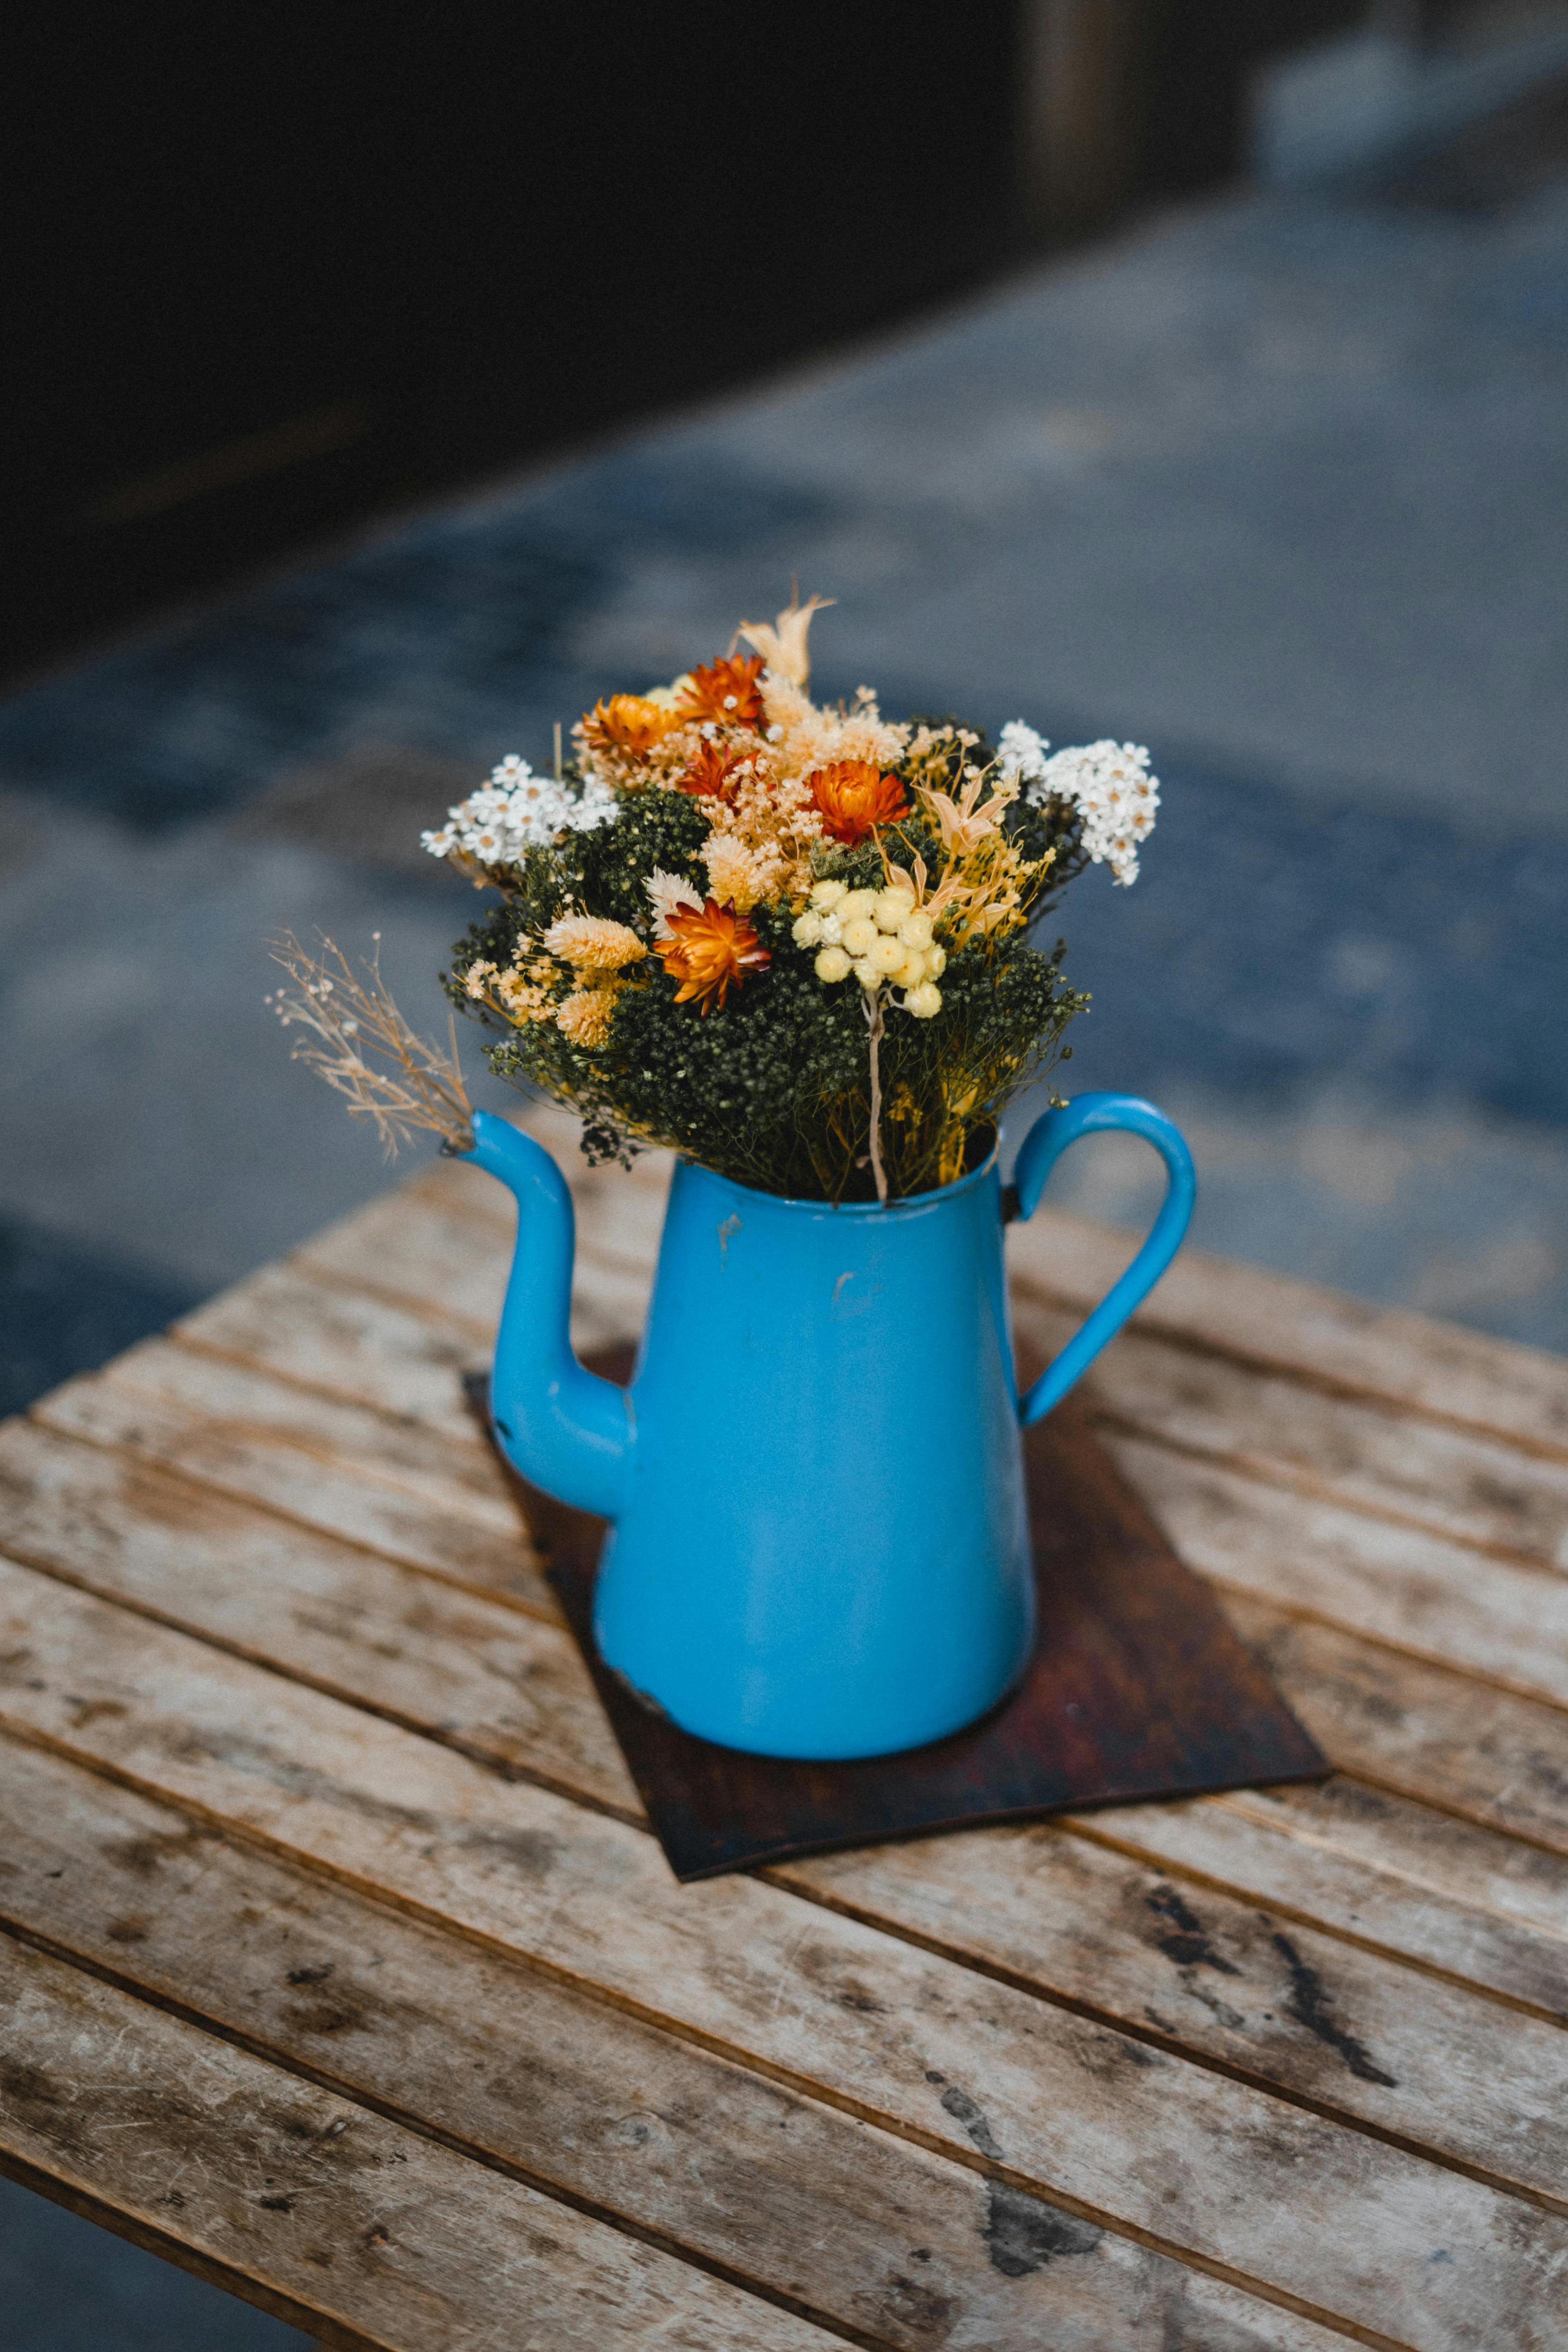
464, 1094, 1194, 1760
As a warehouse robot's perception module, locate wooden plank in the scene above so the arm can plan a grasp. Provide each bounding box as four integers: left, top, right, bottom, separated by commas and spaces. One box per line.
1225, 1597, 1568, 1856
294, 1192, 514, 1335
176, 1261, 490, 1435
241, 1156, 1568, 1709
17, 1357, 1565, 2024
32, 1340, 557, 1618
0, 1420, 636, 1816
1104, 1433, 1568, 1708
1011, 1296, 1568, 1574
1065, 1783, 1568, 2024
0, 1933, 837, 2352
0, 1557, 1560, 2349
1006, 1207, 1568, 1463
0, 1730, 1355, 2352
9, 1385, 1561, 2016
783, 1823, 1568, 2207
158, 1228, 1568, 1856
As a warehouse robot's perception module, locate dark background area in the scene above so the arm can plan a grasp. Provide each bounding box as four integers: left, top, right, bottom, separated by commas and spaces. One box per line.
4, 1, 1370, 690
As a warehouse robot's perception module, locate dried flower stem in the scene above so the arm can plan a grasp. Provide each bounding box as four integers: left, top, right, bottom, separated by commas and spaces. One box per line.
268, 931, 474, 1158
862, 989, 888, 1207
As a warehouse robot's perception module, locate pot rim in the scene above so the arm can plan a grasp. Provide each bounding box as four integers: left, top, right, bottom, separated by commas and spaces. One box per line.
677, 1126, 1001, 1218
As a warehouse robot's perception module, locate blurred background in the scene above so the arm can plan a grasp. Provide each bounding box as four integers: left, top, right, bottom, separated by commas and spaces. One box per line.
2, 0, 1566, 2339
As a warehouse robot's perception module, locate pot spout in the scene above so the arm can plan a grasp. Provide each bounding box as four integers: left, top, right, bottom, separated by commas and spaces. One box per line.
460, 1111, 633, 1519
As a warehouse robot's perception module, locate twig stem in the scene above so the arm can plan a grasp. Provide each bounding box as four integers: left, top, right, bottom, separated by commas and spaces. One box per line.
863, 988, 888, 1206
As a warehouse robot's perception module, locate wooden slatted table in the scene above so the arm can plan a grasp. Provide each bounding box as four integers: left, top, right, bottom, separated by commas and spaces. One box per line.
1, 1105, 1565, 2351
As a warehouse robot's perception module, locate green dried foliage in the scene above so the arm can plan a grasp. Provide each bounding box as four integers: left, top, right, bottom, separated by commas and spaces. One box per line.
443, 738, 1092, 1203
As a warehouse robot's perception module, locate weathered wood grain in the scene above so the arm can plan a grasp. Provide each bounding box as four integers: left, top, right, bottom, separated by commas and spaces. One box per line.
1105, 1433, 1568, 1708
0, 1420, 636, 1816
1010, 1296, 1568, 1574
0, 1931, 841, 2352
1224, 1598, 1568, 1855
1006, 1209, 1568, 1463
1068, 1783, 1568, 2019
9, 1386, 1562, 2024
0, 1731, 1355, 2352
785, 1823, 1568, 2205
164, 1263, 1568, 1864
32, 1341, 557, 1617
0, 1557, 1560, 2351
177, 1261, 490, 1435
18, 1348, 1565, 2029
296, 1188, 657, 1357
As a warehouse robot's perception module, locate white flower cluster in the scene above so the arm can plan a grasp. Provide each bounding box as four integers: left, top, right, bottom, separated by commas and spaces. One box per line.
997, 721, 1158, 887
421, 755, 617, 868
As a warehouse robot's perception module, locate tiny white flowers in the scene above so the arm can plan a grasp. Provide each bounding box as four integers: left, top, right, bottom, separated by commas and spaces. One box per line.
1000, 721, 1159, 887
421, 757, 617, 869
996, 719, 1049, 788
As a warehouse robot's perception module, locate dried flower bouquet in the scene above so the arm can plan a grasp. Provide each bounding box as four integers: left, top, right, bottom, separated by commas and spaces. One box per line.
275, 596, 1158, 1205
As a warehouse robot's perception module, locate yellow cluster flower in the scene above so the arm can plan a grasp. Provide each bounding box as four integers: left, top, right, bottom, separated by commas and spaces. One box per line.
795, 879, 945, 1015
463, 953, 556, 1027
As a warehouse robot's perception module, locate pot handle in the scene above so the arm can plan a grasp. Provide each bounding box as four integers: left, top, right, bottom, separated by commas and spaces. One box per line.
1010, 1094, 1195, 1427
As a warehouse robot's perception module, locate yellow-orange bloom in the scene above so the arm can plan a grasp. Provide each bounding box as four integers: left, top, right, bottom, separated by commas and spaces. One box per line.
678, 654, 766, 731
581, 694, 681, 757
660, 897, 771, 1014
808, 761, 909, 846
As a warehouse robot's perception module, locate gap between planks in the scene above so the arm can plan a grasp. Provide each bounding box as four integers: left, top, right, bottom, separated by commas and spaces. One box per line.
0, 1728, 1375, 2352
16, 1379, 1568, 2013
29, 1370, 1568, 1844
2, 1544, 1566, 2312
0, 1733, 1463, 2352
0, 1924, 854, 2352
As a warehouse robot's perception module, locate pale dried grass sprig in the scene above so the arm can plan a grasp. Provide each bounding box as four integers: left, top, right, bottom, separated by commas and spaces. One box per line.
268, 931, 474, 1158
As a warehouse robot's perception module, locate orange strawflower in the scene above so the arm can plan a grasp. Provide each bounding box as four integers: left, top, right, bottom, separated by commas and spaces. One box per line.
677, 742, 745, 802
679, 654, 766, 731
808, 761, 910, 845
581, 694, 680, 757
660, 897, 771, 1014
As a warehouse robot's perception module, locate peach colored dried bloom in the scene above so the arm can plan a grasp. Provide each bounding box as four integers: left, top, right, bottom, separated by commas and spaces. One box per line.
556, 987, 618, 1048
541, 913, 647, 974
736, 590, 834, 688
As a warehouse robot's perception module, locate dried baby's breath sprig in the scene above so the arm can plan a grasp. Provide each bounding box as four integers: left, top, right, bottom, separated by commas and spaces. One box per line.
268, 931, 474, 1157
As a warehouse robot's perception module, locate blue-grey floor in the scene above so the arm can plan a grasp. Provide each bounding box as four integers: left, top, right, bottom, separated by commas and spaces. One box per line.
1, 157, 1566, 2340
0, 2176, 308, 2350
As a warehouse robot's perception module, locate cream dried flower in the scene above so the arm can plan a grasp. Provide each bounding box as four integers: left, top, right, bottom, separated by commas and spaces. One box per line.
644, 866, 705, 941
556, 987, 618, 1049
542, 911, 648, 973
736, 590, 835, 688
702, 832, 769, 913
